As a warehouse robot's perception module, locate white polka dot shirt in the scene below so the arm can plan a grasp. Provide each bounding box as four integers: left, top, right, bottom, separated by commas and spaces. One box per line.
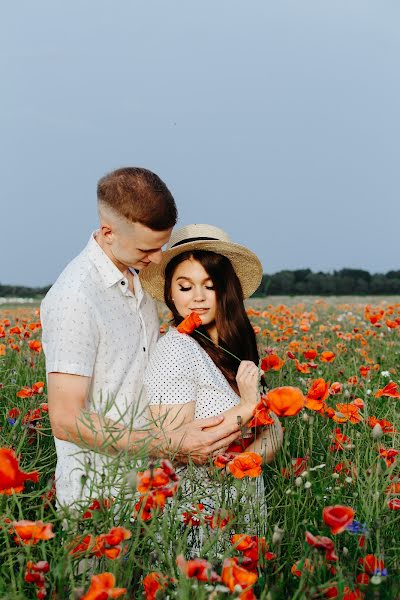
144, 327, 240, 418
41, 232, 159, 505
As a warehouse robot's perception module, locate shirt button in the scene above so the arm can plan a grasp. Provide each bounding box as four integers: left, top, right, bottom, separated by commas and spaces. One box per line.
143, 347, 146, 352
121, 281, 126, 286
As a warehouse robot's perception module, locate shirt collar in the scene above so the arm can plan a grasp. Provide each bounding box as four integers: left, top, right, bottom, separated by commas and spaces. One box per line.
86, 232, 129, 289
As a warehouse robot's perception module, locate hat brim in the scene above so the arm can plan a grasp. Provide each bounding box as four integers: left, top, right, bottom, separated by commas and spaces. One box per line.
139, 240, 263, 302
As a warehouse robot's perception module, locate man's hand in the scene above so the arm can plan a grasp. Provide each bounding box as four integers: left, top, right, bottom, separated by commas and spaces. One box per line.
164, 414, 241, 465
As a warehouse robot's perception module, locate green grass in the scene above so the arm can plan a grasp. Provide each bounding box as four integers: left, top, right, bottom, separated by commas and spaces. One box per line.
0, 298, 399, 599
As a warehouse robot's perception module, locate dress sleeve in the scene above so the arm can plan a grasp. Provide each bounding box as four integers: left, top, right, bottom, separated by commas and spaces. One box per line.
143, 333, 197, 405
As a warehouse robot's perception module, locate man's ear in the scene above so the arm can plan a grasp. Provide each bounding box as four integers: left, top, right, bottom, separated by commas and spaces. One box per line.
100, 223, 113, 244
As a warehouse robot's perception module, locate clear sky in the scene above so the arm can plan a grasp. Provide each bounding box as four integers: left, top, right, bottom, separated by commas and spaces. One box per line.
1, 0, 399, 286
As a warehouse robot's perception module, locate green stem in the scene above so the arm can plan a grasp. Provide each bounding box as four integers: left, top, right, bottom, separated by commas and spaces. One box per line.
195, 328, 242, 363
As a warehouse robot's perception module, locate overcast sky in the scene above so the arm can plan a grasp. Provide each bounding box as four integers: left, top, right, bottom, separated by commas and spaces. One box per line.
1, 0, 399, 286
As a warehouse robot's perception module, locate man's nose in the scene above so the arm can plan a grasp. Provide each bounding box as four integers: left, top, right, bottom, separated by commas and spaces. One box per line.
148, 249, 163, 264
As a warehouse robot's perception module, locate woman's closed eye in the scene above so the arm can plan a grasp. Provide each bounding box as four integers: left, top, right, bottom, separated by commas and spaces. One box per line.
179, 285, 214, 292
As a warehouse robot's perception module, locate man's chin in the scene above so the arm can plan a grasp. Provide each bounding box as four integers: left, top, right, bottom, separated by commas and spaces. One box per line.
133, 261, 150, 271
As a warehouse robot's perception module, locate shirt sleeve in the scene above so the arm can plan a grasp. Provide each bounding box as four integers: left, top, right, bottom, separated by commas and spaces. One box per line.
143, 333, 197, 405
41, 290, 99, 377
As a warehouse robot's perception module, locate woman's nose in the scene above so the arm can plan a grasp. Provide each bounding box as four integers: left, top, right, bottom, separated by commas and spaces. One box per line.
192, 287, 206, 301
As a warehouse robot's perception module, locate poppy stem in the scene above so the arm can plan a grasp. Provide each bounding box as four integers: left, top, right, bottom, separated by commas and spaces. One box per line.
194, 328, 242, 363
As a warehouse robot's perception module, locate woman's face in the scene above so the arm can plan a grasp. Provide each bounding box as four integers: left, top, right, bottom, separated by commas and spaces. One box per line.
170, 258, 217, 327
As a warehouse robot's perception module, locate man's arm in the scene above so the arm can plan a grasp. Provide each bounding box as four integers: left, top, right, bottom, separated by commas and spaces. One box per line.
47, 372, 241, 463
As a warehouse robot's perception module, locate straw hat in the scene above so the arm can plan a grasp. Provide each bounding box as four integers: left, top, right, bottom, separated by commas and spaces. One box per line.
139, 224, 263, 302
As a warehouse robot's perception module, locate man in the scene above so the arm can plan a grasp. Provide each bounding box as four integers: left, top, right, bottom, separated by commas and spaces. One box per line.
41, 167, 240, 506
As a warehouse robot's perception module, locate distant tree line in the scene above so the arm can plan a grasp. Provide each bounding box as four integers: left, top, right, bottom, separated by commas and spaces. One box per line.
1, 268, 399, 298
0, 284, 51, 298
254, 269, 400, 296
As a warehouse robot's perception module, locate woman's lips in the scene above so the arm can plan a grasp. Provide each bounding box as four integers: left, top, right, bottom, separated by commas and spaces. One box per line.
190, 308, 209, 313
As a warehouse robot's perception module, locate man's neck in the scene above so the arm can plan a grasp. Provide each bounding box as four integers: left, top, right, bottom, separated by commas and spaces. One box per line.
94, 232, 135, 293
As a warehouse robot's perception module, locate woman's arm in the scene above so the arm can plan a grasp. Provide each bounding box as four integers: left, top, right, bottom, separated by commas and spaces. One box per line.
245, 412, 283, 463
148, 361, 261, 448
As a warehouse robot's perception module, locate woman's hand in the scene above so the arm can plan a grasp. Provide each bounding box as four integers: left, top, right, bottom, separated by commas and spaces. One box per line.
236, 360, 261, 406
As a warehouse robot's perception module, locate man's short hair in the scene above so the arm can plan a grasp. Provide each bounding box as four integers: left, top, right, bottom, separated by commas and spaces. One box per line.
97, 167, 177, 230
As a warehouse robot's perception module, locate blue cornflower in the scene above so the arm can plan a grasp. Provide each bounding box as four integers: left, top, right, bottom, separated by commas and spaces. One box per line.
374, 567, 388, 577
7, 418, 16, 425
346, 520, 368, 535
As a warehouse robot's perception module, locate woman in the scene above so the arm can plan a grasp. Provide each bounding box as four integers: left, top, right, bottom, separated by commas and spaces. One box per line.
140, 224, 283, 463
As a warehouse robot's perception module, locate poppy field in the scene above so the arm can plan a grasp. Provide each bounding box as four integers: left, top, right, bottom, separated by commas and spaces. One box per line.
0, 298, 399, 599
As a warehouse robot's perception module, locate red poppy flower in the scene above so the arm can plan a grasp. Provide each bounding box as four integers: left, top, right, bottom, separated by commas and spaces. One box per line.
359, 554, 385, 575
213, 452, 235, 469
68, 534, 95, 556
329, 382, 343, 395
329, 428, 353, 452
261, 353, 285, 372
305, 378, 329, 412
12, 520, 55, 545
388, 498, 400, 510
379, 447, 399, 467
182, 504, 204, 527
367, 416, 396, 434
303, 349, 317, 360
350, 398, 365, 409
32, 381, 45, 394
305, 531, 338, 561
177, 312, 202, 334
143, 572, 170, 600
221, 557, 258, 593
265, 386, 305, 417
176, 555, 220, 582
375, 381, 400, 398
16, 386, 34, 398
324, 586, 362, 599
291, 558, 313, 578
295, 359, 311, 373
231, 534, 275, 564
322, 505, 355, 534
80, 572, 127, 600
332, 404, 362, 424
227, 452, 262, 479
204, 508, 232, 529
28, 340, 42, 353
281, 456, 309, 479
248, 400, 274, 427
320, 351, 336, 363
0, 448, 39, 495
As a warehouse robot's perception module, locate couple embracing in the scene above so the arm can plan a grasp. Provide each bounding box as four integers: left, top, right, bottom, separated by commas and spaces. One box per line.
41, 166, 283, 508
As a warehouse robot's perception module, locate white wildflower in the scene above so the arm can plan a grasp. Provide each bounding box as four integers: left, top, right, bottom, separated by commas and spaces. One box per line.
304, 481, 312, 489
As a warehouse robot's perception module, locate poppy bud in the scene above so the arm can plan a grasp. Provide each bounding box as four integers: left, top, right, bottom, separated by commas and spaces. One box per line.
371, 423, 383, 439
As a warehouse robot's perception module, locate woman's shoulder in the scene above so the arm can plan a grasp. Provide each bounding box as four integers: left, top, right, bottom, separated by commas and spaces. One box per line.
154, 327, 201, 356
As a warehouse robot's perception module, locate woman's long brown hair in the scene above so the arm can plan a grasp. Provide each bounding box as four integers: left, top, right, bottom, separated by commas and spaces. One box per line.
164, 250, 259, 394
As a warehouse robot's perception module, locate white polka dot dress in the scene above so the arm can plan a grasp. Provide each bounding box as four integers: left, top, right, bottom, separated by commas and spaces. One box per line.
144, 327, 265, 548
144, 327, 241, 417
